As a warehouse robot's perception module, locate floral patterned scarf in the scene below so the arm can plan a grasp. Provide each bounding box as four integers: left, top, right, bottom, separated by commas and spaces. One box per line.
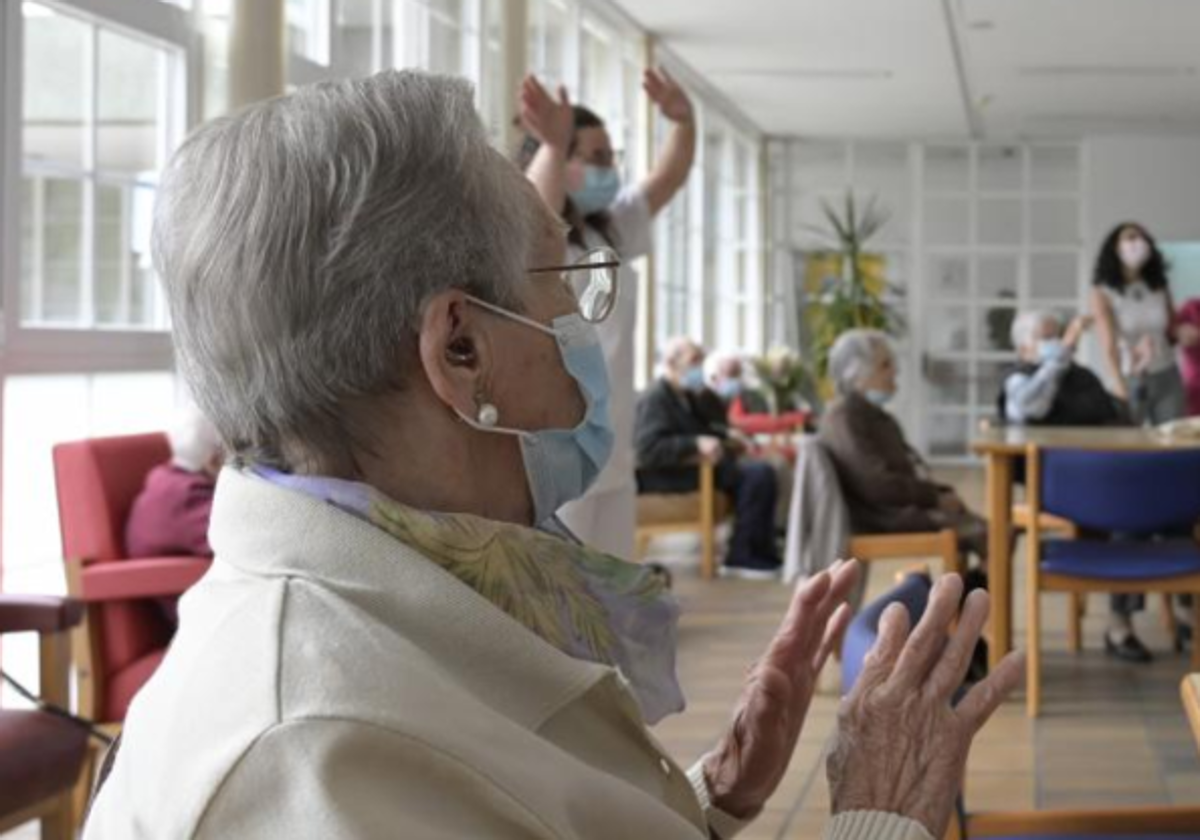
252, 467, 684, 724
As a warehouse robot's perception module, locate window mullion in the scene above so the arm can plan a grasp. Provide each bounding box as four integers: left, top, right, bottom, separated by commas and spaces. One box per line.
81, 21, 98, 330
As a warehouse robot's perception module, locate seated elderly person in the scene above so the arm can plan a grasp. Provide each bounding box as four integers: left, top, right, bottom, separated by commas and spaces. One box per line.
820, 330, 988, 580
126, 406, 223, 561
1001, 310, 1158, 663
636, 338, 781, 578
999, 311, 1121, 426
84, 71, 1021, 840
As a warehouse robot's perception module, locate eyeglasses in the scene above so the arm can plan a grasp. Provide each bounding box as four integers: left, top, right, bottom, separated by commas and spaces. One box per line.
529, 247, 621, 324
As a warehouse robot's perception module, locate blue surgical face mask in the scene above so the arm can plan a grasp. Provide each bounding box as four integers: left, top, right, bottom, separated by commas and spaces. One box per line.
458, 298, 614, 527
716, 379, 742, 400
681, 365, 706, 392
1036, 339, 1064, 363
569, 165, 621, 216
864, 388, 894, 407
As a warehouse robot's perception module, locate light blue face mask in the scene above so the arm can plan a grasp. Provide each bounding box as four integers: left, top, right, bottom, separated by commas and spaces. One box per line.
1036, 339, 1064, 363
569, 165, 621, 216
681, 365, 707, 392
864, 388, 894, 407
716, 379, 742, 400
459, 297, 615, 527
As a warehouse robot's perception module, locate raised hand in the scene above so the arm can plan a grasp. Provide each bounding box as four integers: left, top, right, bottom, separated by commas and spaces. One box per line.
703, 561, 860, 818
828, 575, 1024, 839
643, 67, 694, 125
519, 74, 574, 152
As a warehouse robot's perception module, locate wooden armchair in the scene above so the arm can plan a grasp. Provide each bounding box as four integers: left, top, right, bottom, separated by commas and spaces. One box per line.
848, 529, 961, 578
635, 462, 731, 579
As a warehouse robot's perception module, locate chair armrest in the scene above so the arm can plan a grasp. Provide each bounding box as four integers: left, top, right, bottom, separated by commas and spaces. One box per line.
0, 595, 85, 635
80, 557, 212, 603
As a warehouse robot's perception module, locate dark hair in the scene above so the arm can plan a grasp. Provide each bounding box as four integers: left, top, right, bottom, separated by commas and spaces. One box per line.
1092, 221, 1170, 293
515, 104, 617, 251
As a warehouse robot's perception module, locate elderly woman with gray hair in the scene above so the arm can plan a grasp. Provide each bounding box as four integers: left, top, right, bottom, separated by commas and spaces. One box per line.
84, 73, 1021, 839
820, 330, 989, 579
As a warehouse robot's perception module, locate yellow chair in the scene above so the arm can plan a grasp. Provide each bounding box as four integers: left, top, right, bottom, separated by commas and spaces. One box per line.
847, 529, 961, 578
635, 462, 731, 580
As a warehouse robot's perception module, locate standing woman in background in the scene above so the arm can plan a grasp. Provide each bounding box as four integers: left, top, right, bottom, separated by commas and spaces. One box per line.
517, 68, 696, 558
1091, 222, 1186, 425
1176, 296, 1200, 416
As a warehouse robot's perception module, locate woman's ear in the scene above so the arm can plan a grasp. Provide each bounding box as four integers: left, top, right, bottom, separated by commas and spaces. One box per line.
418, 290, 490, 417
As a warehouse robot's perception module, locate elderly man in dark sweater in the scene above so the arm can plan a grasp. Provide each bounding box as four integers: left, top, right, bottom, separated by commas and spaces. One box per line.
635, 338, 780, 578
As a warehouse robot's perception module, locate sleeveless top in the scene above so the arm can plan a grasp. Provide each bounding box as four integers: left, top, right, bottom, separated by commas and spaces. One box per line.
1100, 281, 1174, 376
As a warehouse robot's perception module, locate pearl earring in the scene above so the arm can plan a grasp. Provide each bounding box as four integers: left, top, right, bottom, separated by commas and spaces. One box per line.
477, 402, 500, 428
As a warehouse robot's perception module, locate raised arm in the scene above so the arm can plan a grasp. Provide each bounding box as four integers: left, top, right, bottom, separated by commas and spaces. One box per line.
640, 68, 697, 216
1090, 287, 1127, 400
519, 75, 574, 218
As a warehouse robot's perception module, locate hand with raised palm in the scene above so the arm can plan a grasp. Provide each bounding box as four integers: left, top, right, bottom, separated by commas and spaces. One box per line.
702, 561, 860, 818
644, 67, 694, 125
519, 74, 574, 153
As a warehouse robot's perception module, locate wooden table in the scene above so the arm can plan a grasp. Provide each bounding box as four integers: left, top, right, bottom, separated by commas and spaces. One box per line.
1185, 675, 1200, 754
971, 426, 1200, 670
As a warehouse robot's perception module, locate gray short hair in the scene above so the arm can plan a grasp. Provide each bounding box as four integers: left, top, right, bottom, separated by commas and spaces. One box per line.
1010, 310, 1061, 351
828, 329, 893, 396
154, 71, 537, 471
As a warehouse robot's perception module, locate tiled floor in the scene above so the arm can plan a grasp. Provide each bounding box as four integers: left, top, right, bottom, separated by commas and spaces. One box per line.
651, 466, 1200, 838
5, 468, 1197, 839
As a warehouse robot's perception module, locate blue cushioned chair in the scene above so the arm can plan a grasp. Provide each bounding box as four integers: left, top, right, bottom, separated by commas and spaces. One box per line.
844, 575, 1200, 840
1025, 446, 1200, 717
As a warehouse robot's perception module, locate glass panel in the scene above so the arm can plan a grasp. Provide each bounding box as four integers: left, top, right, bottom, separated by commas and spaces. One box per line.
977, 199, 1022, 246
1030, 199, 1079, 246
925, 198, 970, 246
20, 177, 84, 326
927, 305, 969, 353
978, 255, 1018, 299
1031, 146, 1080, 192
287, 0, 328, 63
928, 254, 969, 297
791, 142, 846, 189
23, 4, 88, 169
201, 0, 232, 120
977, 145, 1022, 192
529, 0, 570, 87
98, 29, 164, 177
427, 16, 462, 75
976, 360, 1011, 413
928, 412, 968, 458
924, 146, 969, 192
95, 184, 157, 327
580, 19, 617, 120
336, 0, 382, 77
978, 304, 1017, 352
1030, 253, 1080, 300
481, 0, 506, 145
926, 357, 969, 405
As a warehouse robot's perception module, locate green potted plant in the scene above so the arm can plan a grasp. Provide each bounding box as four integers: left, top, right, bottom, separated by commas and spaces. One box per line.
800, 191, 906, 391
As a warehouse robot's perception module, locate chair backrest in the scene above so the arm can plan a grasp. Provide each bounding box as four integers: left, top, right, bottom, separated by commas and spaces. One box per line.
783, 437, 853, 585
1038, 447, 1200, 535
52, 433, 171, 565
841, 572, 932, 694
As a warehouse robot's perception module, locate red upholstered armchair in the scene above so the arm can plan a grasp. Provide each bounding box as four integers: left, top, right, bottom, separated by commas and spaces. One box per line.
51, 433, 211, 729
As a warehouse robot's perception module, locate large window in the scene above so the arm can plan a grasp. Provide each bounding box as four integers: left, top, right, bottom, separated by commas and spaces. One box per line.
19, 3, 182, 331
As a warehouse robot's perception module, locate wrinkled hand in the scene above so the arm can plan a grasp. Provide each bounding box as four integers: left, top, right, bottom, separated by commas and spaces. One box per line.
697, 435, 724, 464
828, 575, 1024, 838
703, 561, 860, 818
519, 74, 573, 152
643, 67, 694, 124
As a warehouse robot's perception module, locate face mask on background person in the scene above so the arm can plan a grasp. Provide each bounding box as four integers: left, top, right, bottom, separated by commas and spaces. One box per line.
1118, 237, 1151, 271
1036, 339, 1065, 363
569, 165, 621, 216
681, 365, 707, 392
457, 299, 615, 527
716, 379, 742, 400
864, 389, 894, 407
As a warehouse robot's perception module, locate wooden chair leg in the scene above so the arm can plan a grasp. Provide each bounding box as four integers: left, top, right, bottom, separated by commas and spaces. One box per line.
1066, 593, 1083, 654
1027, 586, 1041, 718
1192, 595, 1200, 670
700, 528, 715, 580
41, 792, 74, 840
1163, 593, 1180, 637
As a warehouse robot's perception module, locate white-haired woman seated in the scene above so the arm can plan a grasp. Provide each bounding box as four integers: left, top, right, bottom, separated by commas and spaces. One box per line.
84, 73, 1020, 839
820, 330, 989, 580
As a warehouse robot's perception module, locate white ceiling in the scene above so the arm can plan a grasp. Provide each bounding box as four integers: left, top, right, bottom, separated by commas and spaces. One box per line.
611, 0, 1200, 140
